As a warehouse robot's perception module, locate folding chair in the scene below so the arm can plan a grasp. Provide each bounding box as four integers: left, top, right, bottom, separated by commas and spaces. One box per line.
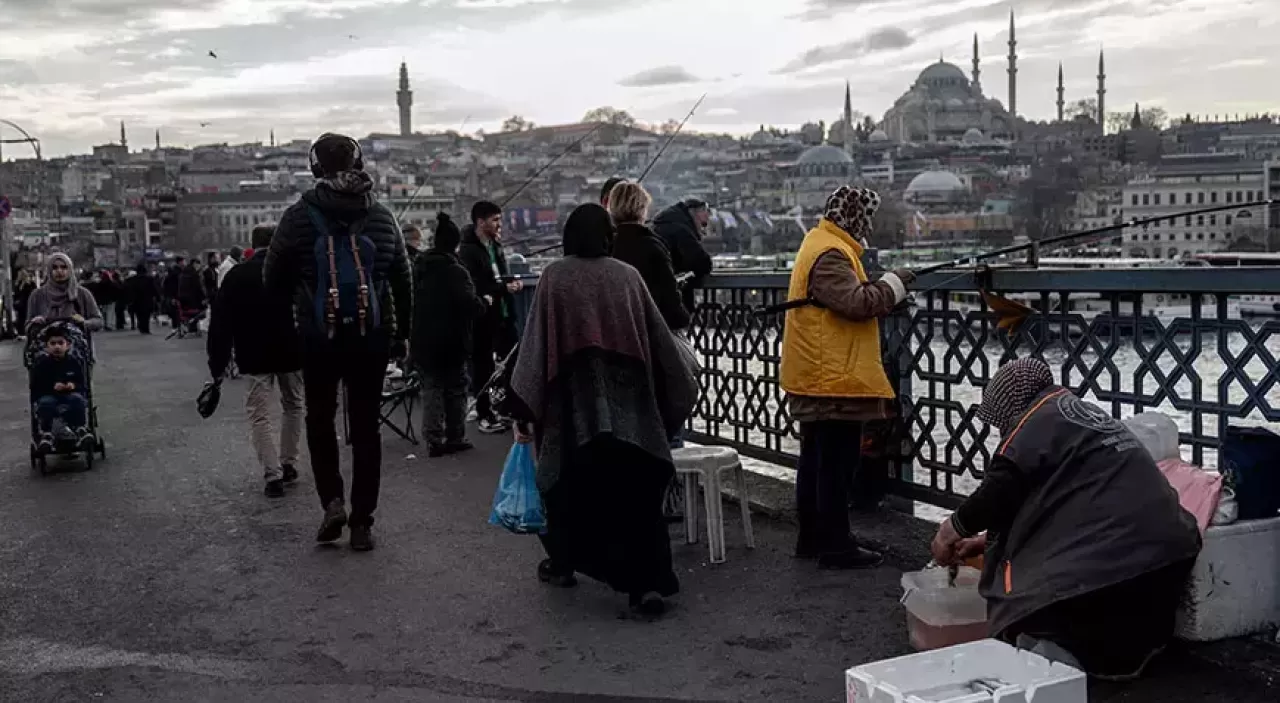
342, 364, 421, 446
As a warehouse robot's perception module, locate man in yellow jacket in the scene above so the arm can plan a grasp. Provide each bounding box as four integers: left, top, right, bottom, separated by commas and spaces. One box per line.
780, 186, 915, 570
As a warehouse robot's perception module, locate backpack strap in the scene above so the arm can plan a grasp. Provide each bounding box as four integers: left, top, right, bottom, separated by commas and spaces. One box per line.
305, 205, 372, 338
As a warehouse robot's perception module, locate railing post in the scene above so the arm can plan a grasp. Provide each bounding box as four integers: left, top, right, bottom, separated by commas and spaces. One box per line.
883, 303, 916, 514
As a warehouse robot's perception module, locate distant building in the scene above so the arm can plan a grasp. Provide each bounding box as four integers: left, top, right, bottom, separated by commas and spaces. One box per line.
174, 191, 296, 253
782, 144, 858, 210
1121, 156, 1266, 258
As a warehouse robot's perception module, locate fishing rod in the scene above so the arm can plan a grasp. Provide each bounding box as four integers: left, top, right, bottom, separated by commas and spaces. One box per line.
395, 116, 471, 222
512, 95, 710, 256
756, 199, 1276, 316
638, 93, 707, 183
498, 122, 604, 208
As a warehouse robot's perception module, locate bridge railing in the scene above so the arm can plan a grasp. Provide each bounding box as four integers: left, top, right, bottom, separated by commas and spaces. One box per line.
684, 268, 1280, 509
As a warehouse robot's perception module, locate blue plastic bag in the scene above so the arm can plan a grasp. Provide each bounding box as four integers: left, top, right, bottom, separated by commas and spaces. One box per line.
488, 442, 546, 534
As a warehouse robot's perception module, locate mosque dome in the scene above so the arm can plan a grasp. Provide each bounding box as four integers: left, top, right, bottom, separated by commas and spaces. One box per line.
962, 127, 985, 144
868, 129, 889, 143
906, 170, 966, 195
796, 144, 853, 166
916, 61, 969, 86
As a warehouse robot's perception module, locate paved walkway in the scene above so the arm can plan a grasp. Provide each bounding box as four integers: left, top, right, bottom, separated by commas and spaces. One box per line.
0, 332, 1276, 702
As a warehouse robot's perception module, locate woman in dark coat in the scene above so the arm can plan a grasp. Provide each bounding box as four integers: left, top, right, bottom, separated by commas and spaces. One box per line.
510, 203, 699, 618
607, 182, 690, 332
126, 263, 159, 334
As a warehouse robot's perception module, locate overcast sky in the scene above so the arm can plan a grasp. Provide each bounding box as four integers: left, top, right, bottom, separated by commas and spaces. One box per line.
0, 0, 1274, 156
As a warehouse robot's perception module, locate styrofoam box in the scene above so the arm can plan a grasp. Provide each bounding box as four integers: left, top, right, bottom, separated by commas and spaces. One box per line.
846, 639, 1086, 703
1177, 515, 1280, 641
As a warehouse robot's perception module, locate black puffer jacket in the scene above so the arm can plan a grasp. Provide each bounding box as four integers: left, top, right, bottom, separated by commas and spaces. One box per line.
263, 180, 412, 341
411, 249, 487, 371
611, 222, 689, 331
651, 202, 713, 313
458, 224, 513, 333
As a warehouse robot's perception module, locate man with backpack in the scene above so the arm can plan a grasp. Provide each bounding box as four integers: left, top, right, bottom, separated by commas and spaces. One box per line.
459, 200, 521, 434
264, 132, 413, 552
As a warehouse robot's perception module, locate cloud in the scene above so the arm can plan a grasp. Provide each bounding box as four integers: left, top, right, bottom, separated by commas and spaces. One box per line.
619, 65, 699, 88
0, 60, 38, 86
793, 0, 900, 21
778, 27, 914, 73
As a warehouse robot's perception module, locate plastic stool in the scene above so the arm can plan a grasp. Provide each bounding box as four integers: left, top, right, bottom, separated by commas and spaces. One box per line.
672, 446, 756, 564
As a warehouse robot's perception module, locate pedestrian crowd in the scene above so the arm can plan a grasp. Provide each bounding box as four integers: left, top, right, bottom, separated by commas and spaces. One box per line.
12, 131, 1207, 671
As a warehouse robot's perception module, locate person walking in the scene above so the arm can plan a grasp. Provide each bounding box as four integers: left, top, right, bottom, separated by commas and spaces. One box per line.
163, 257, 184, 326
779, 186, 915, 570
510, 203, 699, 617
264, 132, 413, 551
209, 225, 305, 498
411, 213, 487, 457
14, 269, 37, 334
459, 200, 521, 434
126, 263, 159, 334
216, 247, 241, 288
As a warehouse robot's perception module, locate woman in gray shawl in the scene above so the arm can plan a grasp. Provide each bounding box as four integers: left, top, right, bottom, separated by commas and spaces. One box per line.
511, 203, 698, 618
27, 253, 104, 332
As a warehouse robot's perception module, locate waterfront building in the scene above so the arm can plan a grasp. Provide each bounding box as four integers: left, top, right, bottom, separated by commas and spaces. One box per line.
1121, 156, 1267, 258
174, 191, 295, 252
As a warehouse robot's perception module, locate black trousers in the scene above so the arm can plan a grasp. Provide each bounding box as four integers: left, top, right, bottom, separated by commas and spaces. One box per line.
302, 331, 390, 527
135, 306, 152, 334
115, 302, 128, 330
471, 320, 518, 421
422, 363, 469, 445
796, 420, 865, 555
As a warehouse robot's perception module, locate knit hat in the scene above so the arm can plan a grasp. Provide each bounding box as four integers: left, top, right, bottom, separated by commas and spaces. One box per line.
432, 212, 462, 252
976, 357, 1055, 436
823, 186, 881, 241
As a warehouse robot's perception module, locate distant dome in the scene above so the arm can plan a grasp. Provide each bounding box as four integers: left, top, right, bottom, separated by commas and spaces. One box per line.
906, 170, 965, 194
796, 144, 853, 166
916, 61, 968, 86
868, 129, 889, 143
962, 127, 985, 144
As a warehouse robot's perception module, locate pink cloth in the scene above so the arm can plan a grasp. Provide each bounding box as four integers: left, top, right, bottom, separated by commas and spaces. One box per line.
1158, 458, 1223, 535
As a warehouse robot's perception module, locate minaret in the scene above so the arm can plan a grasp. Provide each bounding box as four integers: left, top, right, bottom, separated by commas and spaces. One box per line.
1056, 63, 1065, 122
396, 62, 413, 137
1006, 9, 1017, 120
120, 120, 128, 150
971, 33, 982, 94
155, 129, 160, 151
1097, 49, 1107, 132
1130, 103, 1142, 130
843, 80, 854, 155
270, 128, 276, 147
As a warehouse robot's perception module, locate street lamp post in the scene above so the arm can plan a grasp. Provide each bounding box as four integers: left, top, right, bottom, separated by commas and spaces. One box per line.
0, 119, 42, 337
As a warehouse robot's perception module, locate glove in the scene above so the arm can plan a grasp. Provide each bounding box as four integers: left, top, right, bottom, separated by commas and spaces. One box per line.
892, 268, 917, 287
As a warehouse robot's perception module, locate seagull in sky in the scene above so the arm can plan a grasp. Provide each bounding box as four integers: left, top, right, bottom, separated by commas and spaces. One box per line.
199, 122, 211, 128
208, 50, 218, 59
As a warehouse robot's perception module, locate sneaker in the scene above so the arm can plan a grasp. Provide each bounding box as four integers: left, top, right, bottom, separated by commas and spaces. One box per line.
75, 428, 95, 451
264, 479, 286, 498
477, 417, 509, 435
281, 464, 299, 483
36, 432, 54, 453
444, 439, 475, 455
349, 524, 375, 552
316, 500, 348, 543
818, 546, 884, 570
628, 592, 668, 619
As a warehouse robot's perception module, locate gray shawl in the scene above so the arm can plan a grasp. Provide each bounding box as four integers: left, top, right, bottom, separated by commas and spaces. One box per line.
512, 256, 699, 491
27, 254, 104, 331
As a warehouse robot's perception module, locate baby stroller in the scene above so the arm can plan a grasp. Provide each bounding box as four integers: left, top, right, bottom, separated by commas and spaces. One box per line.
166, 305, 207, 340
24, 320, 107, 474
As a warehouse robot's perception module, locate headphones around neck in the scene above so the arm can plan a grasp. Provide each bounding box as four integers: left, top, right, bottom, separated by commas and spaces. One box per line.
309, 133, 365, 179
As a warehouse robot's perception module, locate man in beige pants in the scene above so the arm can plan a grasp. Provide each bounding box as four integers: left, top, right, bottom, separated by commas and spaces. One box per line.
207, 224, 306, 497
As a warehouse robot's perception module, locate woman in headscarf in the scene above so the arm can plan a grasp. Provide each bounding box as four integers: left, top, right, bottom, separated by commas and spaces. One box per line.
931, 357, 1201, 680
27, 253, 104, 332
779, 185, 916, 570
608, 181, 690, 332
510, 203, 699, 618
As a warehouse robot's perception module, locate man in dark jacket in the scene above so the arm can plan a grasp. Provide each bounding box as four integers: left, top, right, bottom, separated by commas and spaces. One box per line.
403, 224, 424, 265
209, 224, 305, 499
651, 198, 714, 315
126, 263, 159, 334
458, 200, 520, 434
412, 213, 487, 457
264, 132, 413, 551
177, 260, 206, 333
163, 257, 184, 326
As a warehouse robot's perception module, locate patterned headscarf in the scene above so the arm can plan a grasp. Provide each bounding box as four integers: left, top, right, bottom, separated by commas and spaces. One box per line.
976, 357, 1055, 436
823, 186, 881, 243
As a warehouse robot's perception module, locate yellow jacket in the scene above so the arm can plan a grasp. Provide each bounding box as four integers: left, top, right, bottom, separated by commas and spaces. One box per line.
780, 219, 896, 400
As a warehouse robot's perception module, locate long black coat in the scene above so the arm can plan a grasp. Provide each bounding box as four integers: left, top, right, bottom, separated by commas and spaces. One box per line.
411, 250, 487, 371
263, 182, 413, 341
611, 222, 690, 331
126, 272, 159, 312
207, 251, 302, 377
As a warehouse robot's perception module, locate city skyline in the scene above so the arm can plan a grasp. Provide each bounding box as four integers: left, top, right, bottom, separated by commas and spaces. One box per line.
0, 0, 1276, 157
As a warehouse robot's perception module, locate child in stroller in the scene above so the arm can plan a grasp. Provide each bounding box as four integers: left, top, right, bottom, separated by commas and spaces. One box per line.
26, 321, 104, 467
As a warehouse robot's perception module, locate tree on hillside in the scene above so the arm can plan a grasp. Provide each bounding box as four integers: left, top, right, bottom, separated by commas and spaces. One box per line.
1068, 98, 1098, 121
1105, 106, 1169, 133
1014, 154, 1082, 241
582, 106, 637, 127
501, 115, 534, 132
659, 118, 681, 135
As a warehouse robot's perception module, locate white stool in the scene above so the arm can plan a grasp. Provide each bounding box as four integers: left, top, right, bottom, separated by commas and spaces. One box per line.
672, 446, 756, 564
